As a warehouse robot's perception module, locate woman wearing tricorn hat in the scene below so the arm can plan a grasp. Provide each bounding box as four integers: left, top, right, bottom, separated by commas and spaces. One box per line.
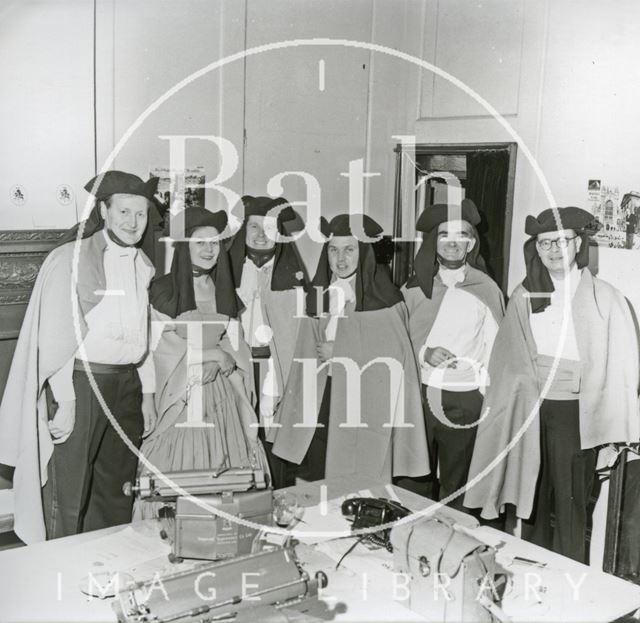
402, 199, 504, 510
464, 207, 640, 563
134, 207, 268, 517
0, 170, 159, 543
227, 195, 308, 487
269, 214, 430, 485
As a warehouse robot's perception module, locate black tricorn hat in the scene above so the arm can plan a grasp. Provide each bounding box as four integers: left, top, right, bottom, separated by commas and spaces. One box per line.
241, 195, 297, 223
321, 213, 384, 239
523, 207, 593, 314
84, 170, 159, 201
164, 206, 228, 238
525, 207, 594, 236
416, 198, 481, 233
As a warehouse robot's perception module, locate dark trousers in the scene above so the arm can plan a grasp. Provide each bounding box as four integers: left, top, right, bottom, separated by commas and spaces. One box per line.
42, 366, 143, 538
252, 359, 295, 489
423, 386, 482, 511
521, 399, 596, 563
296, 378, 332, 482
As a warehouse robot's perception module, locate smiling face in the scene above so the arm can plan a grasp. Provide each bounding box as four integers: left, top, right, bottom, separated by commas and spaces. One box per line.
189, 226, 220, 270
327, 236, 359, 279
435, 220, 475, 263
101, 193, 149, 245
245, 215, 277, 251
536, 228, 582, 277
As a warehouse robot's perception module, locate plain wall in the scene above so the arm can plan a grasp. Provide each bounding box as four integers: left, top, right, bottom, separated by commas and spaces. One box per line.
414, 0, 640, 311
3, 0, 639, 305
0, 0, 94, 229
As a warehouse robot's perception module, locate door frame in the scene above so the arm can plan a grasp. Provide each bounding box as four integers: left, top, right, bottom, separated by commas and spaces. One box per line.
392, 141, 517, 294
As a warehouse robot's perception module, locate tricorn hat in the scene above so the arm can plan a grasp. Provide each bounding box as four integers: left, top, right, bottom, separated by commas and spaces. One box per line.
84, 170, 159, 201
416, 199, 481, 233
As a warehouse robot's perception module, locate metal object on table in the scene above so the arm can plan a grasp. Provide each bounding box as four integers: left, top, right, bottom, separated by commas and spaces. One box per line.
113, 546, 328, 623
125, 468, 273, 563
341, 497, 411, 551
163, 489, 274, 562
391, 516, 511, 622
123, 468, 267, 501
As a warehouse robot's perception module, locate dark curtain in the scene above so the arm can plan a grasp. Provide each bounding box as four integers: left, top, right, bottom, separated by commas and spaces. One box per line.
465, 149, 510, 290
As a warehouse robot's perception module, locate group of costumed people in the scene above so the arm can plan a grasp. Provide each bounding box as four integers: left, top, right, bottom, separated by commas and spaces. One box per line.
0, 169, 638, 572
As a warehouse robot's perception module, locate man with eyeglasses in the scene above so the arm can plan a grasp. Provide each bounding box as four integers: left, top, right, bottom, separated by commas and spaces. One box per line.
465, 207, 639, 563
401, 199, 504, 510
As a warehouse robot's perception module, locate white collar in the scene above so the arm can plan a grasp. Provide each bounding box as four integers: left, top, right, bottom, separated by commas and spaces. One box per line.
550, 264, 582, 301
331, 274, 356, 288
328, 275, 356, 315
438, 264, 466, 288
102, 229, 137, 257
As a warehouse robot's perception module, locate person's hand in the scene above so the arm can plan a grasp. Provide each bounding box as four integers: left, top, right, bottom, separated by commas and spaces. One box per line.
201, 361, 221, 383
217, 350, 236, 377
317, 341, 334, 363
188, 362, 220, 385
141, 393, 157, 438
424, 346, 457, 368
48, 400, 76, 444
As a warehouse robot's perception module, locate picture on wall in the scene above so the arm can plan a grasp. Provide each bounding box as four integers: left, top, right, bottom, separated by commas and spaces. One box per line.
150, 165, 206, 212
588, 181, 640, 250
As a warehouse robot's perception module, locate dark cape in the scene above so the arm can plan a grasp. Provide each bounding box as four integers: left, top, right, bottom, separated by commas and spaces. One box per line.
522, 206, 593, 313
150, 237, 239, 320
306, 242, 403, 317
226, 197, 309, 293
150, 206, 240, 319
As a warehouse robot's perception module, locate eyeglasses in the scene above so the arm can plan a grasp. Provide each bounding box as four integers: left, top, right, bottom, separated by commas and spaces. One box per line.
536, 236, 577, 251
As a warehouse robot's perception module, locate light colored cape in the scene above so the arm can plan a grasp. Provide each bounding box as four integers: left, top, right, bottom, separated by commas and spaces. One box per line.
402, 265, 505, 368
259, 286, 301, 405
0, 233, 153, 543
269, 302, 430, 481
464, 270, 640, 519
0, 246, 79, 544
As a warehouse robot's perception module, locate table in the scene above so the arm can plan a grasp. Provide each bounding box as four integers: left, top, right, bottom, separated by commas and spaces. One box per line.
1, 477, 639, 622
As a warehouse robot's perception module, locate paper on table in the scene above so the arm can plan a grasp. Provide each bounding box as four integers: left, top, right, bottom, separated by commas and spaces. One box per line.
67, 525, 171, 574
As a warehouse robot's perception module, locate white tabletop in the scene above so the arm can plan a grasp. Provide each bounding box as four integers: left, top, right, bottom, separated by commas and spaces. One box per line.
1, 478, 639, 623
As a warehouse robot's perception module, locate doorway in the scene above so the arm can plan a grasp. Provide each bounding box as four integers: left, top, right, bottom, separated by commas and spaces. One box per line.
392, 142, 517, 294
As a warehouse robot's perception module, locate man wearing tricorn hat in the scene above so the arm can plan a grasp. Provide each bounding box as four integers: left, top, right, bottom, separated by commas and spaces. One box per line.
402, 199, 504, 510
270, 214, 430, 484
0, 171, 158, 543
227, 195, 308, 487
464, 207, 640, 562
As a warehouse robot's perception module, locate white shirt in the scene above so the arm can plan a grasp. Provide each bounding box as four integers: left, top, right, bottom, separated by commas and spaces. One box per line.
530, 265, 582, 361
420, 265, 499, 391
48, 231, 155, 400
237, 256, 274, 348
324, 276, 356, 342
237, 256, 281, 420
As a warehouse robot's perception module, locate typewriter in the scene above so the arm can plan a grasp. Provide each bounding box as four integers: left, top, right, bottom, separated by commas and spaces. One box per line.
113, 546, 328, 623
125, 468, 273, 562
